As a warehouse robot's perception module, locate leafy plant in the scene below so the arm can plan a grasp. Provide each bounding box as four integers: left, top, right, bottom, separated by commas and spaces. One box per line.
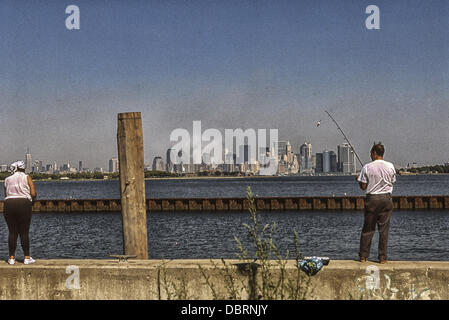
200, 186, 312, 300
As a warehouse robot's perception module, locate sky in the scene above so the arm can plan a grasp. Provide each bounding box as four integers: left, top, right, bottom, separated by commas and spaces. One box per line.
1, 0, 448, 169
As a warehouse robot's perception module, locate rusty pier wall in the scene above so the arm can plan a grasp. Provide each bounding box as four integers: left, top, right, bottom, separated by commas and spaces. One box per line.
0, 196, 448, 213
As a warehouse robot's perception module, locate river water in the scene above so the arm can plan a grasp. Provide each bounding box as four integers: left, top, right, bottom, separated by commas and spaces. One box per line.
0, 175, 448, 261
2, 174, 448, 199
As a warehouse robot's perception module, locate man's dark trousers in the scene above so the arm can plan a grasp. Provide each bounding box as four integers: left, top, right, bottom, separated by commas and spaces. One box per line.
360, 193, 393, 261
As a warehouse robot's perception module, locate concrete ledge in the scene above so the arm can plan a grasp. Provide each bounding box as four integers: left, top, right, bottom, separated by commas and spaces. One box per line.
1, 259, 448, 300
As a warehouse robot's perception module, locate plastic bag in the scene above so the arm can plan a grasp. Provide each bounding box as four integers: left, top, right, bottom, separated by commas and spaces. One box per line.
298, 256, 328, 276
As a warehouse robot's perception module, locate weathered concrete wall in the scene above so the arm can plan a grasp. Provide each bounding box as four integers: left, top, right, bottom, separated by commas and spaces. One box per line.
1, 196, 448, 213
0, 260, 448, 300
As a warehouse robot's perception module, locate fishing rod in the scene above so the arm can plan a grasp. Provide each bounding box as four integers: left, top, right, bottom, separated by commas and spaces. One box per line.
324, 110, 364, 168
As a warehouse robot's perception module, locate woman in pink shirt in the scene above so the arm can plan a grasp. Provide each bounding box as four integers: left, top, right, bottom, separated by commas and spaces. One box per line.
3, 161, 37, 265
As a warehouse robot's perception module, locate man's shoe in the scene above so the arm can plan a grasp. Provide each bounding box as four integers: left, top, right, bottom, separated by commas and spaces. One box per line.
7, 258, 15, 265
360, 257, 366, 263
24, 257, 35, 265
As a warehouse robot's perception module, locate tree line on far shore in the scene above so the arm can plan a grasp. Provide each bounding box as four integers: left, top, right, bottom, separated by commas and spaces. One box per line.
1, 164, 448, 181
0, 170, 244, 181
399, 164, 449, 174
0, 170, 176, 181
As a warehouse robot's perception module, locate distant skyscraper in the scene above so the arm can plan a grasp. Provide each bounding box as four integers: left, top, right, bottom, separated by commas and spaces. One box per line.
237, 144, 253, 164
202, 152, 211, 165
286, 141, 292, 154
300, 142, 313, 171
166, 148, 175, 173
225, 150, 234, 163
258, 146, 270, 158
79, 161, 83, 172
46, 164, 53, 173
315, 153, 323, 173
299, 155, 306, 172
25, 148, 32, 174
152, 156, 165, 171
323, 150, 330, 173
33, 160, 43, 173
300, 143, 312, 159
276, 141, 288, 156
174, 149, 184, 173
337, 143, 356, 173
329, 151, 337, 172
222, 150, 235, 173
62, 162, 71, 172
109, 157, 119, 173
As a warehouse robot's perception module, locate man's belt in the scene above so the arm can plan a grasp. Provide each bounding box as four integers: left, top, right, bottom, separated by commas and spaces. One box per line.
366, 193, 392, 199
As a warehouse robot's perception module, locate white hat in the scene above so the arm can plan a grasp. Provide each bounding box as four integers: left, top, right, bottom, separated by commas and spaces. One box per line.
10, 161, 25, 173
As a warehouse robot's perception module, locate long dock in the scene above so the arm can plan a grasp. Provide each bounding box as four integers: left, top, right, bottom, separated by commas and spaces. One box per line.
0, 195, 448, 213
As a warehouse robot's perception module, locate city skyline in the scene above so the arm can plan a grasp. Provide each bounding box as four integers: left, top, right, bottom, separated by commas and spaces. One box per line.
162, 139, 360, 175
0, 131, 447, 173
1, 137, 447, 176
1, 1, 448, 168
0, 147, 119, 174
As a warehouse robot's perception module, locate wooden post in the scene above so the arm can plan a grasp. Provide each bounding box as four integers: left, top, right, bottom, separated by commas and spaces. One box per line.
117, 112, 148, 259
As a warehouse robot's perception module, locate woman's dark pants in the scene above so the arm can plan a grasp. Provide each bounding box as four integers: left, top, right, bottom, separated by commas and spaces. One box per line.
3, 198, 32, 257
359, 193, 393, 261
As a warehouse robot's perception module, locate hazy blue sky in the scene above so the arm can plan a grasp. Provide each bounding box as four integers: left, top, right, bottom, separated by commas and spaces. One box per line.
1, 0, 448, 169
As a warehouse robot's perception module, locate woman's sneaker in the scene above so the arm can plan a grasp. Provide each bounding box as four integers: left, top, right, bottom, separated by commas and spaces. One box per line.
24, 257, 35, 265
7, 258, 15, 265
